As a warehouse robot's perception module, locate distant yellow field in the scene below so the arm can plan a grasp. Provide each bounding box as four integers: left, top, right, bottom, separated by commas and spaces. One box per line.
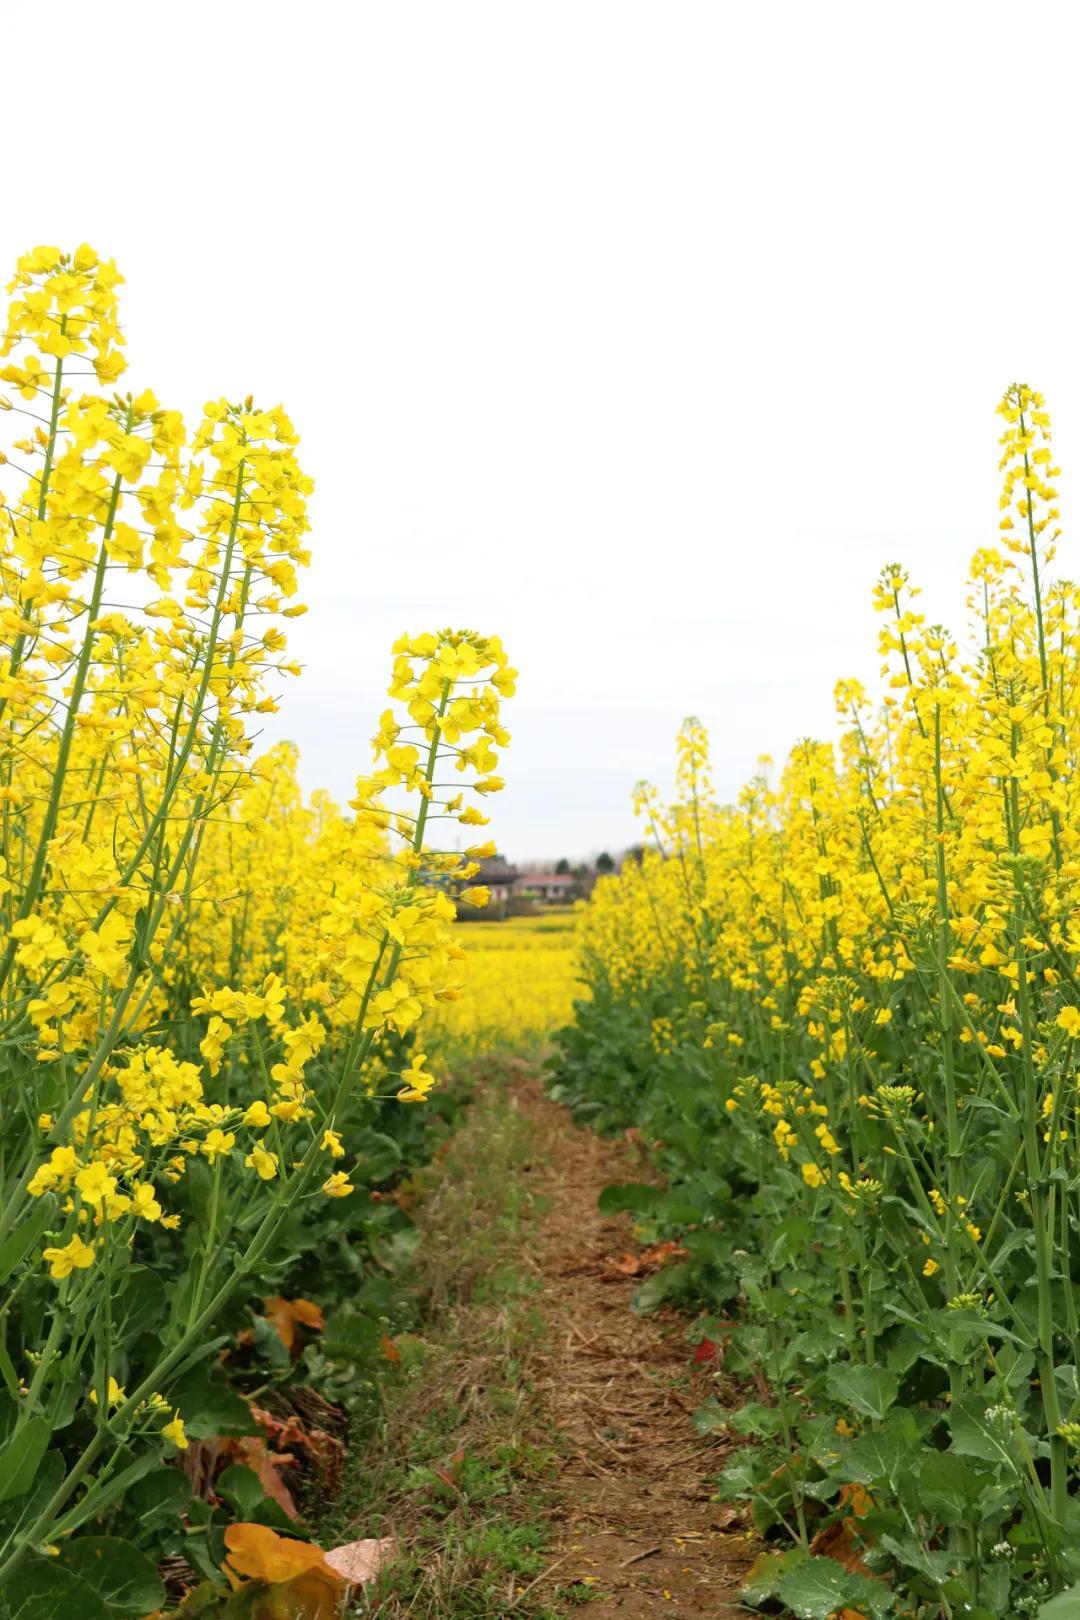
427, 910, 583, 1052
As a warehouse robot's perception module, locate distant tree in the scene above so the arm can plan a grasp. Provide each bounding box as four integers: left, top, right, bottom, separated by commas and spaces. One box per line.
595, 851, 615, 873
555, 857, 571, 875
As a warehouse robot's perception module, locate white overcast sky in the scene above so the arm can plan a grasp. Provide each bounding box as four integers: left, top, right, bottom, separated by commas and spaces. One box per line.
3, 0, 1078, 859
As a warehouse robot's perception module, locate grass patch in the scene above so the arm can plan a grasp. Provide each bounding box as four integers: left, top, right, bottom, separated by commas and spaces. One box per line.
323, 1073, 566, 1618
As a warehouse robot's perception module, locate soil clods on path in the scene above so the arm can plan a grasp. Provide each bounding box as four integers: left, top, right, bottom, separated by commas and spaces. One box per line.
512, 1067, 755, 1618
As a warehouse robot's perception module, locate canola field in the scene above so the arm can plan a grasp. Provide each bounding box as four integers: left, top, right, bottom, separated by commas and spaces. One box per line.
427, 911, 581, 1054
6, 239, 1080, 1620
549, 387, 1080, 1616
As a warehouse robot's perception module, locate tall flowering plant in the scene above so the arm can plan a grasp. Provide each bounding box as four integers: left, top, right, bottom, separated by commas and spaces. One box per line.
556, 388, 1080, 1614
0, 247, 514, 1590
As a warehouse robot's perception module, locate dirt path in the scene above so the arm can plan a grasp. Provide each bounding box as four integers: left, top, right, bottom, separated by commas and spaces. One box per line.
512, 1069, 756, 1618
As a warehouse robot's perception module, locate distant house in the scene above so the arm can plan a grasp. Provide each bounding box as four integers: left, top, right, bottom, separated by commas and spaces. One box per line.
476, 855, 520, 904
515, 871, 578, 905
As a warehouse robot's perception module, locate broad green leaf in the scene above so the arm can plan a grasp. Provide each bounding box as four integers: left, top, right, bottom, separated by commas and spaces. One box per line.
57, 1536, 164, 1616
841, 1428, 916, 1488
251, 1314, 291, 1371
726, 1400, 784, 1439
824, 1362, 898, 1421
740, 1546, 806, 1605
597, 1181, 660, 1216
690, 1398, 728, 1435
716, 1456, 761, 1497
768, 1214, 814, 1269
792, 1323, 849, 1363
217, 1463, 271, 1518
978, 1563, 1011, 1617
113, 1266, 167, 1340
354, 1129, 402, 1182
632, 1263, 691, 1314
1040, 1585, 1080, 1619
0, 1452, 64, 1555
5, 1557, 110, 1620
775, 1554, 891, 1619
915, 1449, 988, 1524
934, 1307, 1030, 1350
323, 1308, 382, 1362
0, 1418, 51, 1505
949, 1395, 1029, 1471
371, 1226, 421, 1273
123, 1464, 192, 1544
876, 1530, 953, 1585
171, 1367, 259, 1439
988, 1228, 1036, 1269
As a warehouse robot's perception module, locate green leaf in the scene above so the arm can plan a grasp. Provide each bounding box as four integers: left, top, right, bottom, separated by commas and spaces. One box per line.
597, 1182, 661, 1216
250, 1314, 291, 1371
113, 1267, 167, 1340
173, 1583, 232, 1617
323, 1307, 382, 1362
775, 1559, 849, 1618
741, 1546, 806, 1605
933, 1307, 1030, 1350
632, 1263, 691, 1315
988, 1228, 1035, 1269
768, 1214, 814, 1269
215, 1464, 296, 1532
0, 1337, 20, 1398
216, 1463, 268, 1518
915, 1449, 988, 1525
824, 1362, 898, 1421
716, 1456, 761, 1497
354, 1129, 402, 1183
1040, 1585, 1080, 1619
371, 1226, 421, 1273
56, 1537, 164, 1617
876, 1531, 953, 1585
977, 1563, 1011, 1618
5, 1558, 110, 1620
775, 1554, 891, 1619
51, 1448, 164, 1537
690, 1398, 728, 1435
841, 1428, 917, 1489
123, 1464, 192, 1544
0, 1200, 53, 1288
171, 1367, 259, 1439
128, 904, 150, 970
792, 1323, 849, 1363
0, 1418, 51, 1505
949, 1395, 1028, 1470
726, 1400, 784, 1439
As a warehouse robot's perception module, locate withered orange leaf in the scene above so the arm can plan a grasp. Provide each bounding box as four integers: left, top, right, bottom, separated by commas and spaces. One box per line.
263, 1297, 325, 1355
224, 1523, 342, 1585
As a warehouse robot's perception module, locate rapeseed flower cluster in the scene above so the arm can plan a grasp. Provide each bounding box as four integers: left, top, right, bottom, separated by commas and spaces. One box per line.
0, 247, 514, 1578
567, 384, 1080, 1596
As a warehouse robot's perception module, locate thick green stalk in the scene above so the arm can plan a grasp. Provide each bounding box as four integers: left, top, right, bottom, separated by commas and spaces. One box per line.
933, 704, 976, 1592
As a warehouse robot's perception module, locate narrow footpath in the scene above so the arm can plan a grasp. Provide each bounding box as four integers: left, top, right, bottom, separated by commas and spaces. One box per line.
513, 1067, 755, 1618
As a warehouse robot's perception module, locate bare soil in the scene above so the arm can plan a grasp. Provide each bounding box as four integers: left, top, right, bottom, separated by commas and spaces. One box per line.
512, 1069, 757, 1618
